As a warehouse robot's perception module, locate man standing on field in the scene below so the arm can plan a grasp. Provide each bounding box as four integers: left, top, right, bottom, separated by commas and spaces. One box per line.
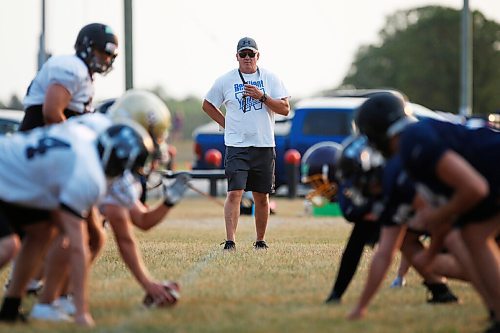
202, 37, 290, 251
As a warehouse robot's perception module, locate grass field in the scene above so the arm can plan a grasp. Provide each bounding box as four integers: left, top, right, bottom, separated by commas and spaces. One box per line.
0, 197, 487, 333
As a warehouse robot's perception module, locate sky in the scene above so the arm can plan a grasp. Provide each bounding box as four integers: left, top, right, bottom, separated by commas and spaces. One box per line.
1, 0, 499, 105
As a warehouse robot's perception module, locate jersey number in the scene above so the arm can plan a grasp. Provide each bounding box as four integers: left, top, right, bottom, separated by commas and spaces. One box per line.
26, 137, 71, 159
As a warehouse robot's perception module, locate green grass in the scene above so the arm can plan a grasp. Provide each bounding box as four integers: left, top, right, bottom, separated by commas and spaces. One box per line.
0, 198, 486, 332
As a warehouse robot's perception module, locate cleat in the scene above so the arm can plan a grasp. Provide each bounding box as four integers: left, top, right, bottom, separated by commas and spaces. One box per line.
26, 279, 44, 296
53, 295, 76, 316
484, 321, 500, 333
390, 276, 406, 288
325, 295, 341, 304
423, 282, 459, 304
30, 303, 72, 322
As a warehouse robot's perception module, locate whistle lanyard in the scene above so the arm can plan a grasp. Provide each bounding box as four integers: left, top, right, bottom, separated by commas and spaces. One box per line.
238, 68, 260, 113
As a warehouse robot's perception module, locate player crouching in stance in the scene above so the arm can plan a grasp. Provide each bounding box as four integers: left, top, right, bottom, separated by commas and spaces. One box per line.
354, 92, 500, 333
0, 114, 153, 326
301, 141, 384, 304
29, 90, 190, 323
302, 136, 461, 307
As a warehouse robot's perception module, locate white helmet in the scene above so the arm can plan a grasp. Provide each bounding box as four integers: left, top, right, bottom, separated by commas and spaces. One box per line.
107, 89, 171, 143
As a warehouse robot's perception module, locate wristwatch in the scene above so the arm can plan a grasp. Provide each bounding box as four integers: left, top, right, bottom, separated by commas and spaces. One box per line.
259, 93, 267, 103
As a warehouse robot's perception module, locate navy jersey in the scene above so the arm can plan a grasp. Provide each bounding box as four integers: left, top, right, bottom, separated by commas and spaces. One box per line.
378, 155, 416, 227
337, 180, 373, 223
400, 119, 500, 223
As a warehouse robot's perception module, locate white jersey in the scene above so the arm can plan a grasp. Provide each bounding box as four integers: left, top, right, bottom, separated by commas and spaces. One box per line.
205, 68, 289, 147
0, 114, 108, 218
23, 55, 94, 114
71, 114, 143, 210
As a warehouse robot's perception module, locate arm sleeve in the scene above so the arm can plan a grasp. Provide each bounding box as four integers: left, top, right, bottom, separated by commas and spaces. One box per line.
400, 124, 447, 179
46, 61, 84, 97
204, 76, 225, 109
267, 72, 290, 100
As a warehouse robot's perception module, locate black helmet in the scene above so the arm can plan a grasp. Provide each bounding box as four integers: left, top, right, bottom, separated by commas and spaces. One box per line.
97, 122, 154, 178
75, 23, 118, 74
336, 135, 385, 204
301, 141, 342, 204
355, 92, 414, 157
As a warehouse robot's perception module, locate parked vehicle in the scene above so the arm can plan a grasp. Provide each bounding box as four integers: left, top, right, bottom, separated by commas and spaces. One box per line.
193, 91, 446, 190
0, 109, 23, 135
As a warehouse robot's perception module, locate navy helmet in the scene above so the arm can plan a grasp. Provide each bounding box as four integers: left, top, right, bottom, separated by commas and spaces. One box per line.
301, 141, 342, 204
355, 92, 415, 157
97, 121, 154, 178
336, 135, 385, 205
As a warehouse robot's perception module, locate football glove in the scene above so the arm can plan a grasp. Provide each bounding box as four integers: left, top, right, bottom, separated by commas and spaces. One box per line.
163, 173, 191, 207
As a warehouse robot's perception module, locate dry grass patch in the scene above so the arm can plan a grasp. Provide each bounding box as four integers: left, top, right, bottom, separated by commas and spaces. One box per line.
0, 197, 486, 333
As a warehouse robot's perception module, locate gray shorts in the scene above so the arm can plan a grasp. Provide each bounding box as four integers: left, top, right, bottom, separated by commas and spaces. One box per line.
224, 146, 275, 194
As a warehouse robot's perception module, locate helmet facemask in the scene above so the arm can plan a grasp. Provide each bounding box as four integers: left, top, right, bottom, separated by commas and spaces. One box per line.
88, 46, 117, 75
337, 135, 385, 205
301, 142, 342, 206
304, 170, 338, 206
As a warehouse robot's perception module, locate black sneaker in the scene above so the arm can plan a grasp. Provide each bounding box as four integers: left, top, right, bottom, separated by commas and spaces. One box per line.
253, 240, 268, 250
484, 321, 500, 333
423, 282, 459, 304
221, 240, 236, 251
325, 291, 342, 304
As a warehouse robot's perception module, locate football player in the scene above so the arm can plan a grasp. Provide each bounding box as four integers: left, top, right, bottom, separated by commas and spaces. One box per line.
20, 23, 118, 130
0, 114, 153, 327
301, 140, 382, 304
5, 21, 119, 301
30, 90, 190, 322
355, 92, 500, 333
303, 137, 459, 306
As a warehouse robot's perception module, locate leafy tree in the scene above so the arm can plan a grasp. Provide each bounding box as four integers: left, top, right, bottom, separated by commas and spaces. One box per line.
339, 6, 500, 115
7, 95, 23, 110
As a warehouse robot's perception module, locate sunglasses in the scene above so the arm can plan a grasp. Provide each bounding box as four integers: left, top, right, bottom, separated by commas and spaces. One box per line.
238, 51, 257, 58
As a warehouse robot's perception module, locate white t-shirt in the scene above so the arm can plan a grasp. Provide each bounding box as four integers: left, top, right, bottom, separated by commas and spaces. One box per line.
23, 54, 94, 114
0, 114, 107, 218
205, 68, 289, 147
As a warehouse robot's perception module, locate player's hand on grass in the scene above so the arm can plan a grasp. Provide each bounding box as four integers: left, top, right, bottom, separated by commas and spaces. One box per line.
347, 305, 366, 320
143, 280, 180, 308
144, 280, 176, 305
163, 173, 191, 207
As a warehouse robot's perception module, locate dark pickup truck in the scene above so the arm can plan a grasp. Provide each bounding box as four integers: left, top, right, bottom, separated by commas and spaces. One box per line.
192, 95, 442, 190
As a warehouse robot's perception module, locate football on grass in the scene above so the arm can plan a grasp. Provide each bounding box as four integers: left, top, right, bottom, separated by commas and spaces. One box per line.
143, 281, 180, 308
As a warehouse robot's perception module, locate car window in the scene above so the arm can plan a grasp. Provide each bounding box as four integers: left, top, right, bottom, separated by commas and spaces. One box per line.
302, 110, 353, 136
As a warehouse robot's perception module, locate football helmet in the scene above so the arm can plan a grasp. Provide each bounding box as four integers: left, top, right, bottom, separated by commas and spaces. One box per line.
97, 121, 154, 178
355, 92, 415, 157
75, 23, 118, 75
301, 141, 342, 205
107, 89, 171, 143
336, 135, 385, 205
